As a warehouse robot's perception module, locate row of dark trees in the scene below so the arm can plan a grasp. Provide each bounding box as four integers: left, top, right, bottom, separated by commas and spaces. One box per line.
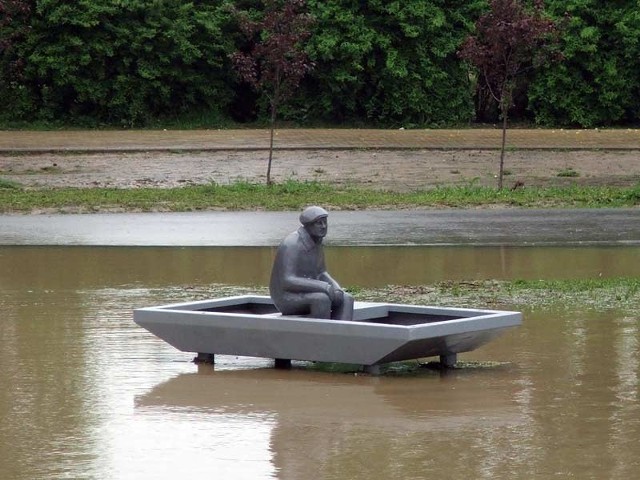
1, 0, 639, 128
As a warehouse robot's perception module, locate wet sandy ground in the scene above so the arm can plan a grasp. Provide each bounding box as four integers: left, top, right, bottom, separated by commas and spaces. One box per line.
1, 149, 639, 190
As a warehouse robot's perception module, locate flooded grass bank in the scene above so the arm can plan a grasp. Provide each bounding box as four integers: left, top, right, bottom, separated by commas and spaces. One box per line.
188, 277, 639, 314
352, 277, 640, 312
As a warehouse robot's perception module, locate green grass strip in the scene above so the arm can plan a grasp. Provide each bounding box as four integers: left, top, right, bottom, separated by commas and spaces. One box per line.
1, 180, 639, 213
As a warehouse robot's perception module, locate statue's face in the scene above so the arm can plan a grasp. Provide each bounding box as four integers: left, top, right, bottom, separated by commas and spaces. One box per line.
306, 217, 328, 240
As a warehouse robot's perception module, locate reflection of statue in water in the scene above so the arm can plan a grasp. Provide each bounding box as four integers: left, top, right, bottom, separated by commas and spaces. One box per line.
270, 206, 354, 320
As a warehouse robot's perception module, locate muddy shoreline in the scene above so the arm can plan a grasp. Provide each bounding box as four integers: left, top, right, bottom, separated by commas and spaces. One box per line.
1, 148, 639, 191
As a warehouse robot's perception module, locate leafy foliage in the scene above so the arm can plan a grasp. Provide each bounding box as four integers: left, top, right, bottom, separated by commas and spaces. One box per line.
301, 0, 484, 126
529, 0, 640, 126
459, 0, 560, 105
0, 0, 30, 63
231, 0, 314, 104
17, 0, 233, 126
0, 1, 639, 127
0, 0, 32, 114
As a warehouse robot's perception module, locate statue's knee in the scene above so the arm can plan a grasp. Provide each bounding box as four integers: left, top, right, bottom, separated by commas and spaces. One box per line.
311, 292, 331, 308
309, 293, 331, 317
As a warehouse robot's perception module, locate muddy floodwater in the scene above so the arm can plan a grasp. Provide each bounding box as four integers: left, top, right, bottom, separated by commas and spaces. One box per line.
1, 245, 639, 479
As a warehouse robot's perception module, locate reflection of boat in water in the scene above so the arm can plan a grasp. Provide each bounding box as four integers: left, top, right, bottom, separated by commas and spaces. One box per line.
136, 367, 522, 432
137, 368, 525, 480
134, 295, 521, 372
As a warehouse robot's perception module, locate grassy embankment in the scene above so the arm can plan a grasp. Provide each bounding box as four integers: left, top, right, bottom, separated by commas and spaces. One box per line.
1, 179, 639, 213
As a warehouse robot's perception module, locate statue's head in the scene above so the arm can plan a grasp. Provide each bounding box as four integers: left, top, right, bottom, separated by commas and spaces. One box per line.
300, 206, 329, 241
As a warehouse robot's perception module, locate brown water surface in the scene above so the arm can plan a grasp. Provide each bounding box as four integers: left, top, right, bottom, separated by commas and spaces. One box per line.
0, 245, 638, 288
1, 245, 639, 479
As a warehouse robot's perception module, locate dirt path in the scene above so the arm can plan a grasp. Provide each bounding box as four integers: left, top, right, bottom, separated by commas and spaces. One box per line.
1, 149, 639, 190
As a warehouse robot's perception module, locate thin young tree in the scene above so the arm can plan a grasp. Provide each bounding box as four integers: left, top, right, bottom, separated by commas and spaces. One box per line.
231, 0, 314, 185
459, 0, 561, 189
0, 0, 30, 55
0, 0, 31, 91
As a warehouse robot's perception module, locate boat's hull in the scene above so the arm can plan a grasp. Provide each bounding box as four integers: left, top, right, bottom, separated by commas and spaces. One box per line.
134, 295, 521, 367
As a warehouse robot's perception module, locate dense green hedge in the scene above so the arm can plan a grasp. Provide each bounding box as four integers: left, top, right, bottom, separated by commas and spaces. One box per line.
2, 0, 235, 126
1, 0, 639, 127
295, 0, 484, 126
529, 0, 640, 127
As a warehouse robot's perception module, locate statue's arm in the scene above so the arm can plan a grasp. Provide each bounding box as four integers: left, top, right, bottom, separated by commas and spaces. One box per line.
318, 271, 341, 291
317, 249, 342, 291
279, 246, 331, 294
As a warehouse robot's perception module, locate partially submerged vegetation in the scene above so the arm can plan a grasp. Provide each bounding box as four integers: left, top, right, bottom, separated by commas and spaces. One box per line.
1, 180, 639, 213
351, 278, 640, 313
169, 277, 640, 315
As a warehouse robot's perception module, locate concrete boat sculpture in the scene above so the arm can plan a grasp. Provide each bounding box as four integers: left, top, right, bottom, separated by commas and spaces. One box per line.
134, 295, 521, 374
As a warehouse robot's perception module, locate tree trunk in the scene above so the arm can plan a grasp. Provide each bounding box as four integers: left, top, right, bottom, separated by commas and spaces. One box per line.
499, 108, 507, 190
267, 101, 276, 185
266, 71, 281, 185
498, 89, 511, 190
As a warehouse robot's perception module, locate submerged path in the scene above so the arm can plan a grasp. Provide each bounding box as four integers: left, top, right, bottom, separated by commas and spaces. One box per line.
1, 209, 638, 246
1, 128, 640, 152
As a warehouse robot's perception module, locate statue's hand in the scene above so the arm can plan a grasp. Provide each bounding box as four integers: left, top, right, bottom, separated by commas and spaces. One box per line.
324, 283, 335, 301
325, 284, 343, 303
334, 288, 344, 303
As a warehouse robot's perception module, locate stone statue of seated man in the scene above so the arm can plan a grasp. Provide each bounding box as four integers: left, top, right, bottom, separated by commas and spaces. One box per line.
269, 206, 354, 320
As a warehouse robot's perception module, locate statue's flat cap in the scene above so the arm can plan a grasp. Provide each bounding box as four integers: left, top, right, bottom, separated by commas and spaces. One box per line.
299, 206, 328, 225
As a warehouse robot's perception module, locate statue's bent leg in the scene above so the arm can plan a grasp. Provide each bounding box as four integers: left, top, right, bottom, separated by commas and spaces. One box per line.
308, 292, 332, 319
277, 292, 332, 319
